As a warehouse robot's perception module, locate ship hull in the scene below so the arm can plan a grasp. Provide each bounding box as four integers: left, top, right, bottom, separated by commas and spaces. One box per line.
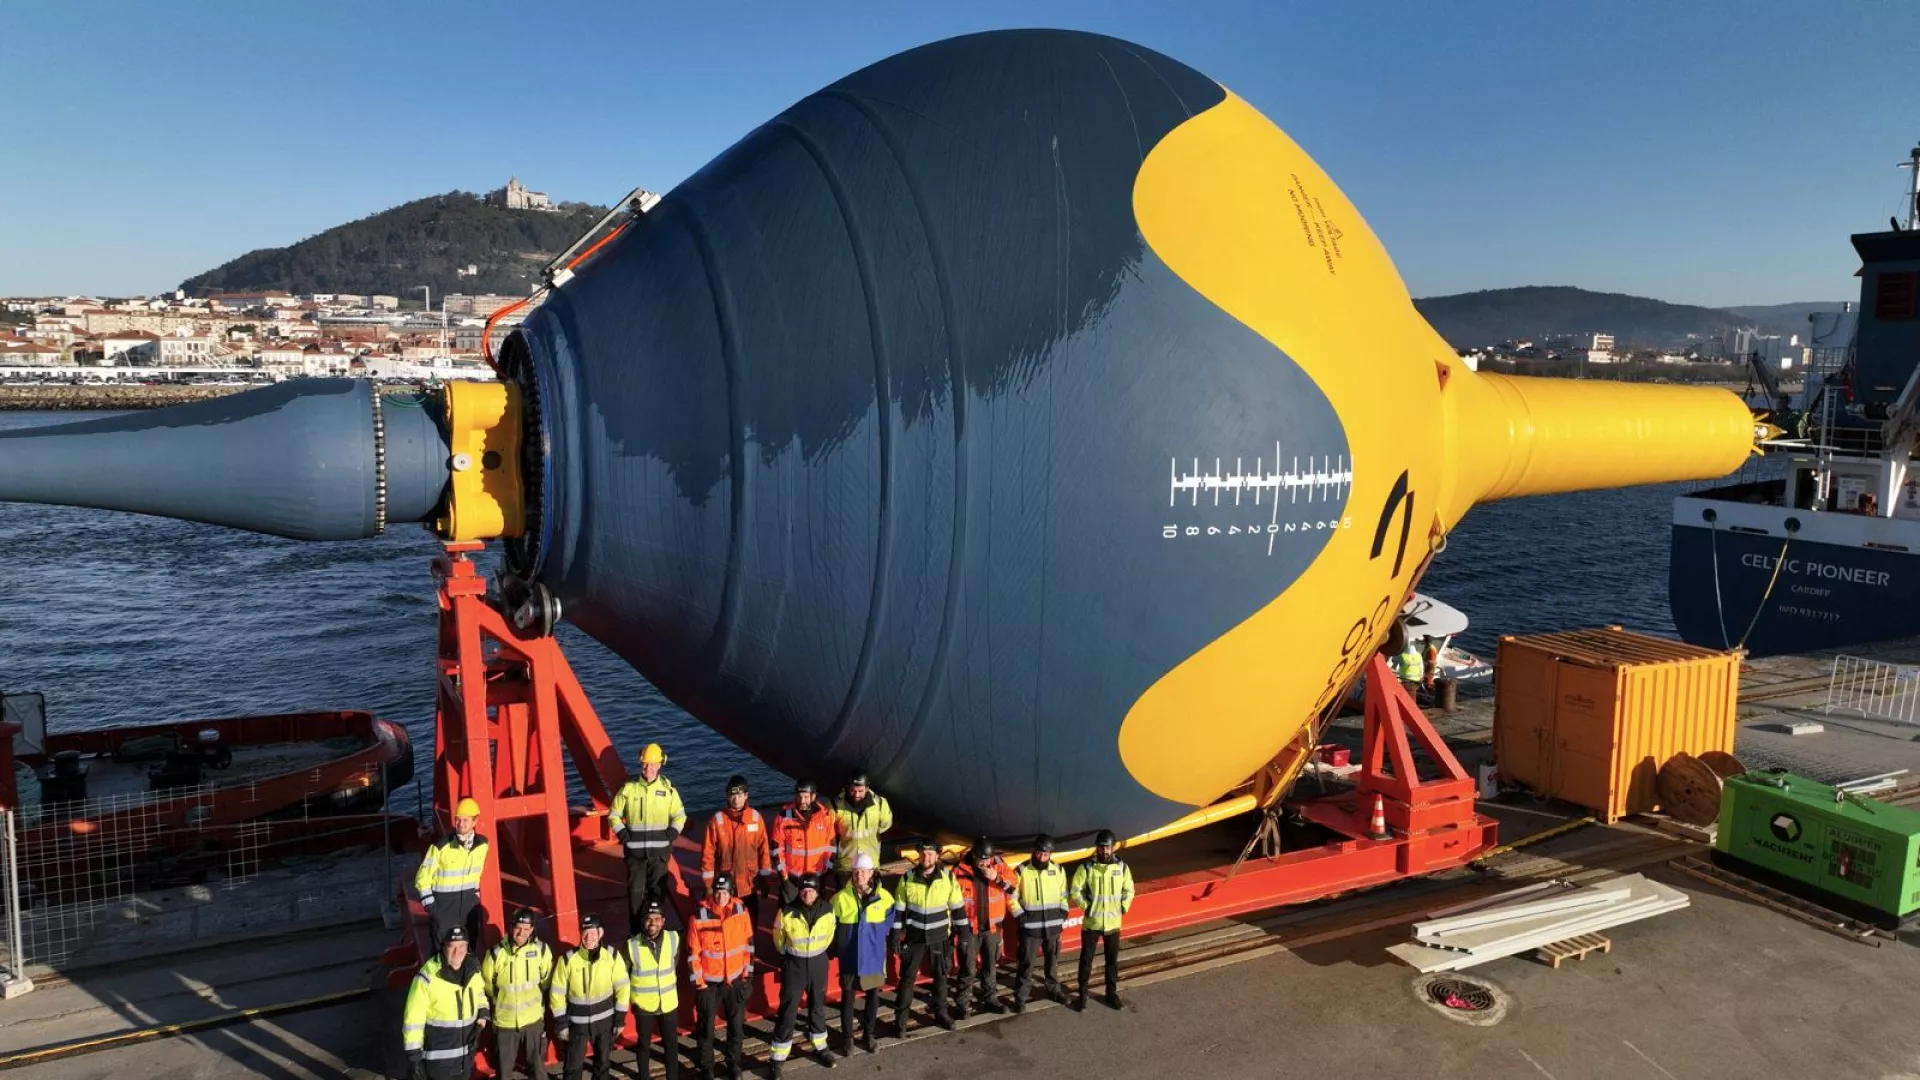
1669, 494, 1920, 656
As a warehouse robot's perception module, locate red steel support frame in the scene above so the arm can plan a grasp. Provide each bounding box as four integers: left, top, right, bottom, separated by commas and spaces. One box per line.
388, 550, 1492, 1064
395, 542, 630, 969
1111, 653, 1497, 939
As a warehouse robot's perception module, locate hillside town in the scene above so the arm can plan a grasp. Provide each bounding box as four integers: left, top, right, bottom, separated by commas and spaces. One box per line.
0, 288, 519, 384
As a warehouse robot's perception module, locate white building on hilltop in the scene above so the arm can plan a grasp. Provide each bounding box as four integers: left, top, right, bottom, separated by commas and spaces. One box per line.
488, 177, 554, 211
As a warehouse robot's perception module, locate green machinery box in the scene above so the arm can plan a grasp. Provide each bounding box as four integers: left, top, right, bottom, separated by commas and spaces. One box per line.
1716, 771, 1920, 922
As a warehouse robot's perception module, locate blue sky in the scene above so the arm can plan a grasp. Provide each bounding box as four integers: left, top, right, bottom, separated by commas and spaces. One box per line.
2, 0, 1912, 305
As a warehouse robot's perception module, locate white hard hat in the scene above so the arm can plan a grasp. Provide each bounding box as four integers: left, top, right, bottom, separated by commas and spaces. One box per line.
853, 853, 875, 871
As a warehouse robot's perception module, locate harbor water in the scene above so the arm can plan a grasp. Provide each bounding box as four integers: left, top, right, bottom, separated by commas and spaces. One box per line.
0, 409, 1699, 818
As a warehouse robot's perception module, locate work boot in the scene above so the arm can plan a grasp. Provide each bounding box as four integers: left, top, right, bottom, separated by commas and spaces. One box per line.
770, 1061, 783, 1080
1072, 993, 1087, 1012
860, 1031, 877, 1054
1011, 996, 1026, 1014
816, 1047, 838, 1070
1105, 991, 1124, 1011
1049, 985, 1069, 1005
936, 1013, 955, 1032
729, 1067, 743, 1080
954, 999, 970, 1021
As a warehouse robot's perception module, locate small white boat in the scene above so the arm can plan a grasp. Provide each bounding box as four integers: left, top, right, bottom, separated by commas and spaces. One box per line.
1400, 593, 1493, 683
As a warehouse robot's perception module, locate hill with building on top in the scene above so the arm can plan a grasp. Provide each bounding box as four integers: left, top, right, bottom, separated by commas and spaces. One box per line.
180, 186, 609, 300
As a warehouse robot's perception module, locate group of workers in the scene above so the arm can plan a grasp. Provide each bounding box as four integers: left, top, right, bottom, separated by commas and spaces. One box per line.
404, 746, 1138, 1080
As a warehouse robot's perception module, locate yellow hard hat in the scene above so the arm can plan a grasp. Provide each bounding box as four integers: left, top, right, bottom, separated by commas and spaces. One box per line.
454, 797, 481, 819
639, 743, 666, 765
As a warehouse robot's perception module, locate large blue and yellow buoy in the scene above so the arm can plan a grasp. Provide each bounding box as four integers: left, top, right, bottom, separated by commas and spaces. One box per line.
0, 29, 1756, 845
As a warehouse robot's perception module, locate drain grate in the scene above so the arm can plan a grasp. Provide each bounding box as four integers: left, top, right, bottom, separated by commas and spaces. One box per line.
1410, 973, 1510, 1026
1428, 978, 1495, 1011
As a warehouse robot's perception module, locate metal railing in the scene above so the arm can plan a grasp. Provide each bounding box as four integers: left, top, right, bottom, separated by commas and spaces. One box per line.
1824, 654, 1920, 726
3, 761, 403, 975
1, 809, 28, 997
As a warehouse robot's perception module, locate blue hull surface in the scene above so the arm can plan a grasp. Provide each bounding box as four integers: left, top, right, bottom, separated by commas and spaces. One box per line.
1669, 524, 1918, 656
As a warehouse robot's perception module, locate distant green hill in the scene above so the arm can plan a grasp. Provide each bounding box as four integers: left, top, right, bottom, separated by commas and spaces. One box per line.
1412, 286, 1800, 349
180, 191, 608, 299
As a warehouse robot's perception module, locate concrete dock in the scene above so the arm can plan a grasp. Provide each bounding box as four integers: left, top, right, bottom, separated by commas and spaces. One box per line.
7, 640, 1920, 1079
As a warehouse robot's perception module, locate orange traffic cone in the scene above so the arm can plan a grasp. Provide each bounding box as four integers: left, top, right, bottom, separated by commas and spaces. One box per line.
1367, 792, 1389, 839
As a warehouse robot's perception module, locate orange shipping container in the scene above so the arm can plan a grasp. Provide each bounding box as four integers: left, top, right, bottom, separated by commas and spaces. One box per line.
1491, 626, 1740, 823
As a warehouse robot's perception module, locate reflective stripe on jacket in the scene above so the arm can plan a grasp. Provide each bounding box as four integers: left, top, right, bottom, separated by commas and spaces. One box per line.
690, 897, 754, 983
548, 946, 630, 1026
608, 777, 686, 855
413, 833, 489, 900
774, 900, 837, 958
1010, 861, 1069, 936
402, 956, 489, 1059
1070, 857, 1136, 933
831, 883, 896, 980
701, 806, 773, 889
625, 930, 681, 1015
893, 867, 966, 942
480, 938, 553, 1029
773, 801, 837, 878
1390, 647, 1424, 683
953, 859, 1016, 933
831, 793, 893, 872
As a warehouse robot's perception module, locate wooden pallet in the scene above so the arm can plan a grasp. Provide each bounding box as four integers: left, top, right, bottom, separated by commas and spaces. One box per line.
1533, 933, 1612, 969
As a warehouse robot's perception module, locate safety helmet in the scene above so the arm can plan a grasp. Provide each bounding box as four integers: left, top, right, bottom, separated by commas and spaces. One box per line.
1094, 828, 1118, 848
580, 912, 604, 932
511, 907, 537, 927
797, 873, 820, 893
726, 774, 749, 795
454, 797, 481, 819
642, 899, 666, 919
712, 871, 735, 894
853, 852, 876, 872
972, 837, 995, 861
639, 743, 666, 766
442, 925, 469, 945
794, 778, 817, 795
1033, 834, 1055, 854
847, 768, 870, 787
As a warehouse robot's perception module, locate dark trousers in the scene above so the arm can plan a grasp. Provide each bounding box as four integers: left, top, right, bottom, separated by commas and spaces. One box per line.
894, 935, 951, 1029
494, 1022, 547, 1080
1014, 930, 1061, 1003
953, 928, 1002, 1007
837, 974, 882, 1049
695, 980, 748, 1074
633, 1009, 680, 1080
426, 890, 481, 949
626, 855, 672, 934
771, 954, 829, 1059
1077, 928, 1121, 1000
561, 1017, 616, 1080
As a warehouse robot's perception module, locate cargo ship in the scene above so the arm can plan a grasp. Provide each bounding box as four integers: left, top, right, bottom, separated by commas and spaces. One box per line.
1668, 142, 1920, 656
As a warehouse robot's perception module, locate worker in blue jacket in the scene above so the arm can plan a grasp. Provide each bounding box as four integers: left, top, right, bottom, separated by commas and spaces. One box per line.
830, 852, 895, 1056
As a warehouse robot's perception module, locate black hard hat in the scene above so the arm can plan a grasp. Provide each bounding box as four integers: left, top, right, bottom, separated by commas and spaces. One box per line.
972, 837, 995, 860
580, 912, 604, 931
797, 873, 820, 892
712, 871, 735, 893
441, 925, 469, 945
848, 768, 870, 786
1033, 834, 1055, 854
511, 907, 537, 927
726, 774, 749, 794
795, 778, 817, 794
1095, 828, 1117, 847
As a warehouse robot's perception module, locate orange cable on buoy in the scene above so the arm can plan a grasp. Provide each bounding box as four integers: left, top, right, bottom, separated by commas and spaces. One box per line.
482, 221, 634, 373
